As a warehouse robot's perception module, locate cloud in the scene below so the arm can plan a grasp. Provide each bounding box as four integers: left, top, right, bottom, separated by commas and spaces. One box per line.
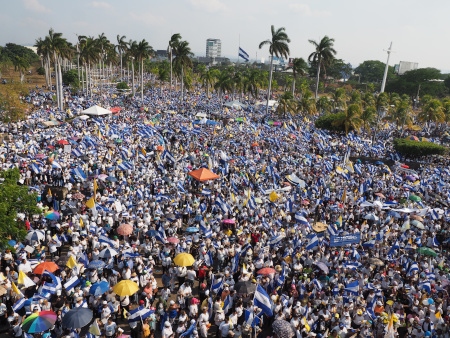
23, 0, 50, 13
90, 1, 111, 9
188, 0, 227, 13
129, 11, 166, 26
288, 3, 330, 17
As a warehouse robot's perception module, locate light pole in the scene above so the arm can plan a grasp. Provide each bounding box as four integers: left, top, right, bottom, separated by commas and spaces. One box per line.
380, 42, 393, 93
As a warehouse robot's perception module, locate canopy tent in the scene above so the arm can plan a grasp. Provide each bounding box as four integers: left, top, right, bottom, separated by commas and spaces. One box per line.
82, 105, 112, 116
188, 168, 220, 182
255, 100, 278, 108
195, 112, 207, 119
223, 100, 247, 110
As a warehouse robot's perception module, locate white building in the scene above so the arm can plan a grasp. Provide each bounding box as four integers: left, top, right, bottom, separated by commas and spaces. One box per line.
206, 39, 221, 59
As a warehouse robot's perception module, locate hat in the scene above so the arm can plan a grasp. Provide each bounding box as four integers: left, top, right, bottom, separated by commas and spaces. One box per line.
165, 321, 171, 327
131, 272, 137, 277
103, 301, 108, 305
139, 300, 145, 305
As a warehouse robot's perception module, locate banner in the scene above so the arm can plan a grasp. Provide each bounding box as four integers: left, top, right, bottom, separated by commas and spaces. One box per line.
330, 233, 361, 247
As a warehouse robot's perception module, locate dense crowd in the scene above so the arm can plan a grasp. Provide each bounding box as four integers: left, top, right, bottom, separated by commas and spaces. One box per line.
0, 85, 450, 338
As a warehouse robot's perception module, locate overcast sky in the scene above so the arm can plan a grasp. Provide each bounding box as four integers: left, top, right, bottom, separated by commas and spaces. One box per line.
2, 0, 450, 71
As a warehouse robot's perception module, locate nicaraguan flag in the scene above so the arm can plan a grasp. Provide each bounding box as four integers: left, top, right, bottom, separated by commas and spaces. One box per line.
406, 262, 419, 276
362, 239, 375, 248
205, 251, 214, 267
180, 323, 196, 338
344, 280, 359, 295
295, 213, 309, 225
231, 253, 240, 273
211, 278, 224, 294
177, 182, 186, 194
238, 47, 249, 61
200, 224, 212, 238
99, 235, 115, 247
64, 275, 80, 291
275, 265, 285, 287
419, 281, 431, 293
306, 235, 319, 250
268, 234, 285, 247
222, 294, 232, 313
253, 285, 273, 316
13, 297, 26, 312
128, 306, 154, 322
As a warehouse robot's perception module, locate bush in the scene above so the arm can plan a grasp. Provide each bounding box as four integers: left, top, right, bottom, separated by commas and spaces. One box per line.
116, 81, 129, 90
393, 138, 448, 157
62, 69, 79, 89
315, 112, 348, 132
36, 67, 45, 76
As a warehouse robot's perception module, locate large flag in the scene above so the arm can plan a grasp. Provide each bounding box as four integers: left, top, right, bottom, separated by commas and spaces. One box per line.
253, 285, 273, 317
238, 47, 249, 62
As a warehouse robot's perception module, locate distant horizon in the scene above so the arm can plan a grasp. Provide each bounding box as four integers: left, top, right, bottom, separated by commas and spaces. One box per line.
3, 0, 450, 74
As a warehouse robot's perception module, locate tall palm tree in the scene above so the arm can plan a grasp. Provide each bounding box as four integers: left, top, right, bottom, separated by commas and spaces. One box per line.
173, 40, 193, 102
79, 36, 99, 97
287, 58, 308, 96
297, 90, 317, 117
418, 99, 445, 124
388, 95, 413, 134
128, 40, 138, 97
308, 36, 337, 99
360, 106, 377, 134
134, 39, 154, 103
244, 69, 264, 99
331, 88, 347, 113
34, 37, 51, 87
200, 68, 219, 97
336, 103, 363, 134
116, 35, 128, 80
259, 25, 291, 114
168, 33, 181, 95
12, 56, 29, 83
276, 92, 297, 117
316, 95, 332, 115
214, 71, 233, 103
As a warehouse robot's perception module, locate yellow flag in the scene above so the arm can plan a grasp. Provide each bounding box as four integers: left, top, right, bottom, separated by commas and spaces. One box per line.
180, 144, 184, 152
79, 217, 84, 228
11, 282, 21, 296
269, 191, 279, 202
98, 129, 102, 139
123, 308, 129, 319
66, 255, 77, 269
341, 189, 346, 203
283, 122, 287, 129
85, 197, 95, 209
18, 271, 28, 285
435, 311, 441, 319
301, 317, 310, 332
231, 193, 236, 203
93, 179, 98, 196
338, 215, 343, 226
141, 148, 147, 156
48, 188, 52, 196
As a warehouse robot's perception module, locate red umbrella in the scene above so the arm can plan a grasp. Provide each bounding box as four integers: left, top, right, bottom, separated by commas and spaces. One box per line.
222, 219, 235, 224
257, 267, 276, 275
117, 224, 133, 236
400, 164, 409, 168
57, 140, 69, 145
301, 200, 310, 205
166, 237, 180, 244
33, 261, 59, 274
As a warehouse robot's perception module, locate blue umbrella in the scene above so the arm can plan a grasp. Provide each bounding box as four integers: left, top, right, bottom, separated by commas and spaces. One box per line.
146, 230, 158, 237
88, 260, 106, 269
186, 227, 199, 233
8, 240, 16, 246
374, 161, 384, 165
89, 281, 110, 296
106, 176, 117, 182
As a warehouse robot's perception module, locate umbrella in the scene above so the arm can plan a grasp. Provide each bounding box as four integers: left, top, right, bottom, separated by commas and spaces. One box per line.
165, 213, 177, 221
117, 223, 133, 236
174, 253, 195, 267
57, 139, 70, 145
106, 176, 118, 182
44, 211, 60, 221
89, 281, 110, 296
186, 227, 199, 233
222, 219, 235, 224
400, 164, 409, 168
97, 174, 108, 181
88, 260, 106, 269
22, 311, 57, 333
257, 267, 276, 275
72, 192, 85, 200
99, 247, 118, 259
61, 307, 93, 329
312, 222, 328, 232
417, 247, 437, 257
234, 281, 256, 294
410, 215, 423, 221
33, 262, 59, 274
166, 237, 180, 244
35, 153, 46, 159
146, 230, 158, 237
272, 320, 295, 338
113, 280, 139, 296
314, 262, 329, 274
375, 193, 386, 198
56, 255, 69, 267
7, 239, 16, 246
187, 168, 220, 182
406, 175, 416, 181
411, 220, 425, 229
26, 230, 45, 241
374, 161, 384, 165
409, 195, 422, 202
368, 258, 385, 266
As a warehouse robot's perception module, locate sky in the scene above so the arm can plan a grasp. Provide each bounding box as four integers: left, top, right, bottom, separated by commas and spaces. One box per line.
2, 0, 450, 71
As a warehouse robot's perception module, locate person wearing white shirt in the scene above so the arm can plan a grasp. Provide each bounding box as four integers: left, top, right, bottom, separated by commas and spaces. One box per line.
18, 259, 32, 273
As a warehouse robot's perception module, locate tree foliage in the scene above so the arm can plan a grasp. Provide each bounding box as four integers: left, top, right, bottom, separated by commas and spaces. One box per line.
386, 68, 446, 98
353, 60, 395, 83
0, 83, 30, 122
315, 112, 348, 132
393, 138, 447, 157
0, 168, 40, 246
62, 69, 80, 89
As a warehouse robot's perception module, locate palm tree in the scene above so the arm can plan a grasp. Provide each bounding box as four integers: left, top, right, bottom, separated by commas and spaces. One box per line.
336, 103, 363, 134
214, 71, 233, 103
12, 56, 29, 83
168, 33, 181, 95
360, 106, 377, 134
259, 25, 291, 114
116, 35, 128, 80
297, 90, 317, 117
200, 68, 219, 97
34, 37, 52, 87
316, 96, 332, 115
244, 69, 264, 99
418, 99, 445, 124
388, 95, 413, 134
331, 88, 347, 113
79, 36, 99, 97
134, 39, 154, 103
276, 92, 297, 117
308, 36, 337, 99
173, 40, 193, 102
287, 58, 308, 96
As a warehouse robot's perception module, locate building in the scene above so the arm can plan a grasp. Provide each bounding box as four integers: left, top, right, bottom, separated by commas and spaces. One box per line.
197, 56, 230, 66
206, 39, 221, 60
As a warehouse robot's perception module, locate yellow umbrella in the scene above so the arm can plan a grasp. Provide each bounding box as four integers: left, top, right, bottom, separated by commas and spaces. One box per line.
173, 253, 195, 267
113, 280, 139, 296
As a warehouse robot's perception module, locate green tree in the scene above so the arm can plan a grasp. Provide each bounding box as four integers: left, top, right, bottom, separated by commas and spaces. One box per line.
244, 69, 264, 98
214, 70, 233, 103
201, 68, 219, 97
62, 69, 80, 89
331, 88, 347, 112
308, 35, 337, 98
316, 95, 332, 114
116, 35, 128, 80
287, 58, 308, 96
276, 92, 297, 117
353, 60, 395, 83
168, 33, 182, 94
134, 39, 154, 103
259, 25, 291, 114
418, 99, 445, 124
386, 68, 446, 98
360, 106, 377, 134
335, 103, 362, 134
388, 95, 413, 132
297, 90, 317, 116
0, 168, 40, 245
173, 40, 193, 102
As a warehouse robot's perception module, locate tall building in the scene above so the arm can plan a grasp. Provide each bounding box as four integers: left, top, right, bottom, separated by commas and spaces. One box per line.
206, 39, 221, 59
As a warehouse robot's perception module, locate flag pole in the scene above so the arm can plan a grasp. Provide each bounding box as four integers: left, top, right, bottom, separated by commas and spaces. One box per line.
237, 34, 240, 65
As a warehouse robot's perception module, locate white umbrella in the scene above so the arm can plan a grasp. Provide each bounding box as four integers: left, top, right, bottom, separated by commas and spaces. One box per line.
364, 214, 379, 221
26, 230, 45, 241
99, 247, 118, 258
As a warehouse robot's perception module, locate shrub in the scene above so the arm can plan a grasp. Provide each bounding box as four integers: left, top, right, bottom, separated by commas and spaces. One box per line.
116, 81, 129, 90
62, 69, 79, 89
36, 67, 45, 76
393, 138, 447, 157
315, 112, 348, 132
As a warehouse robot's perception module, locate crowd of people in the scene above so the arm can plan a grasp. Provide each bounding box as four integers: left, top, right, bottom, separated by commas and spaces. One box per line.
0, 84, 449, 338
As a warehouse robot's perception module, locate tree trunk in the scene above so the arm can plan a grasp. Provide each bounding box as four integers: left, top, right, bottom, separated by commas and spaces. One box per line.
292, 77, 296, 96
265, 55, 274, 115
181, 65, 184, 102
131, 60, 135, 97
141, 59, 144, 103
169, 49, 173, 95
58, 60, 64, 110
314, 57, 321, 99
53, 53, 60, 110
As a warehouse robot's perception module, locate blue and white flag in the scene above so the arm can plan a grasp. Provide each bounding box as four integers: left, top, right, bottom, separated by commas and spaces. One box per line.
223, 294, 232, 313
344, 281, 360, 295
177, 182, 186, 194
238, 47, 249, 62
98, 235, 115, 247
275, 265, 286, 288
306, 235, 319, 250
253, 285, 273, 317
406, 262, 419, 276
419, 281, 431, 294
295, 214, 309, 225
180, 323, 197, 338
128, 306, 155, 322
211, 278, 224, 294
205, 251, 214, 267
12, 297, 26, 312
64, 275, 80, 292
200, 224, 212, 238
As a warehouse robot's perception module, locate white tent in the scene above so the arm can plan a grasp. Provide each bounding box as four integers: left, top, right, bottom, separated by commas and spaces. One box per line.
195, 112, 207, 119
223, 100, 247, 110
82, 105, 112, 116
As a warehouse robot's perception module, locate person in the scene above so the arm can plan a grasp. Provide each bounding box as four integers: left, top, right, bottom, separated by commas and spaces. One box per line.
162, 321, 174, 338
104, 317, 117, 338
142, 318, 151, 338
11, 318, 22, 338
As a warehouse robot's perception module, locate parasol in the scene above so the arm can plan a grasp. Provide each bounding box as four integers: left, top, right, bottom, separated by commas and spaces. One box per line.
117, 223, 133, 236
174, 253, 195, 267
